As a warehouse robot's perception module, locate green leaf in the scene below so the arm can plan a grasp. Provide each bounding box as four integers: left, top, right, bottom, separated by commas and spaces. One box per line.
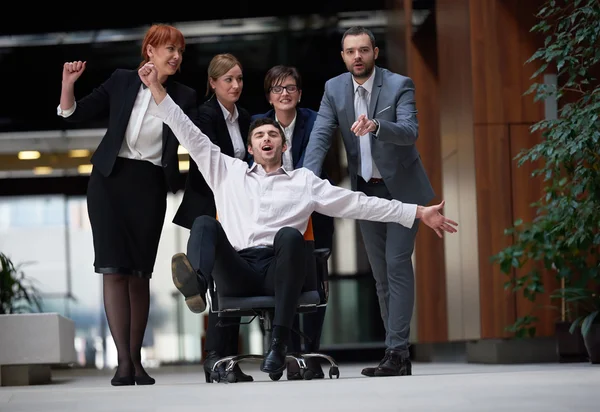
494, 0, 600, 338
581, 311, 599, 337
569, 316, 586, 334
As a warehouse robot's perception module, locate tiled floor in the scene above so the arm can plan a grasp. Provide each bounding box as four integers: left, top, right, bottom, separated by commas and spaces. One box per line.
1, 362, 599, 411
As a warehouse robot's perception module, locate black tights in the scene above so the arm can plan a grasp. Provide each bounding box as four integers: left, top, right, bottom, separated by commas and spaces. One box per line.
103, 274, 151, 378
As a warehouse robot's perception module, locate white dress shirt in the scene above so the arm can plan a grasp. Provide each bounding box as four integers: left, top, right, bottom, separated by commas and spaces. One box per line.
155, 94, 417, 251
275, 112, 296, 171
352, 74, 382, 179
57, 85, 164, 166
217, 100, 246, 160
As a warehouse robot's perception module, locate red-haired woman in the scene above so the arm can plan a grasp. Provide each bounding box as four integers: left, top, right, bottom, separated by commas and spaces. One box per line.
57, 24, 198, 386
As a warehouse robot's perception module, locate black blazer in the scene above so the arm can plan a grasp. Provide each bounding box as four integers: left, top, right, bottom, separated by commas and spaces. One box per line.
172, 95, 251, 229
62, 68, 198, 193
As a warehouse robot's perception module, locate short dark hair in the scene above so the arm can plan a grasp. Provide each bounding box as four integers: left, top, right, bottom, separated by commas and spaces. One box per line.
248, 117, 286, 146
263, 65, 302, 98
341, 26, 377, 50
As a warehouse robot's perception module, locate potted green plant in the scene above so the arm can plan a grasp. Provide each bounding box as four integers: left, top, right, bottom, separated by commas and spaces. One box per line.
555, 286, 600, 363
0, 252, 42, 314
492, 0, 600, 364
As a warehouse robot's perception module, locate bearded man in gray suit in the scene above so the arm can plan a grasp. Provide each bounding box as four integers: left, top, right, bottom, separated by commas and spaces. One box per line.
303, 26, 437, 377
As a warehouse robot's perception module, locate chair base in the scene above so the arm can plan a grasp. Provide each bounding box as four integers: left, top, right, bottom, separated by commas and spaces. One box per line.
206, 353, 340, 382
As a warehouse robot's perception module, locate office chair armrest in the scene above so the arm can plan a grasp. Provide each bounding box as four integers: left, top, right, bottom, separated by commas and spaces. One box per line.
314, 248, 332, 262
314, 247, 331, 302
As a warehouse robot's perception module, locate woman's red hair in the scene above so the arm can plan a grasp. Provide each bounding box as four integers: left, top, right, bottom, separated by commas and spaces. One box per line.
139, 24, 185, 68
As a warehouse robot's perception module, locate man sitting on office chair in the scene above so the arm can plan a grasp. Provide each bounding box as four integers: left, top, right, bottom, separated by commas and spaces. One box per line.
138, 62, 459, 375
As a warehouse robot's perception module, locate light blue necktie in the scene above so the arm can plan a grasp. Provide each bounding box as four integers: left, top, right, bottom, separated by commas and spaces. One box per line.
356, 86, 372, 181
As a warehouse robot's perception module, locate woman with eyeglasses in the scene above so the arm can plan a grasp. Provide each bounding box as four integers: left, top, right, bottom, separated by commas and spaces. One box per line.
252, 65, 335, 380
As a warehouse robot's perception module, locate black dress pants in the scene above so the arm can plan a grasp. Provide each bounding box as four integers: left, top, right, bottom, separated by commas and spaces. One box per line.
290, 210, 333, 352
187, 216, 312, 337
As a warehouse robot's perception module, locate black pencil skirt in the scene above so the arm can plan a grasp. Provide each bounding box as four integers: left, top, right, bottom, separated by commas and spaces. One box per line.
86, 157, 168, 279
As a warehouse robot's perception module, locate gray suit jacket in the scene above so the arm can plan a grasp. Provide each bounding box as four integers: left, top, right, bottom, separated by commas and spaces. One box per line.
303, 66, 435, 206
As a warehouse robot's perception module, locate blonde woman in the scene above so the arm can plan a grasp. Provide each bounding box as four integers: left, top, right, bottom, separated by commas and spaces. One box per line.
172, 53, 253, 383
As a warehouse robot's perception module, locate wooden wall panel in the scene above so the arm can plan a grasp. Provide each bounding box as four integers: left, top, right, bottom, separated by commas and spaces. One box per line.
510, 125, 560, 337
402, 0, 448, 342
474, 124, 517, 338
470, 0, 545, 125
436, 0, 482, 340
437, 0, 474, 159
471, 0, 549, 338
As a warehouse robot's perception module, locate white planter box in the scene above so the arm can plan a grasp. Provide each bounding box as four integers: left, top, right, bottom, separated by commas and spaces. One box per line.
0, 313, 76, 386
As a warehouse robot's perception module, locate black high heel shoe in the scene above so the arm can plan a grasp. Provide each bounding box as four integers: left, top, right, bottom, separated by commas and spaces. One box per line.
134, 375, 156, 385
287, 357, 325, 380
111, 370, 135, 386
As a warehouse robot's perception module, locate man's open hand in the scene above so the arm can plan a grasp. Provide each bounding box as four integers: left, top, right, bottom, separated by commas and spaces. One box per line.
417, 200, 458, 238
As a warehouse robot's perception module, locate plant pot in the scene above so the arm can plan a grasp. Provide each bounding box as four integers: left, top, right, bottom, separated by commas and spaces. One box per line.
555, 321, 588, 363
583, 323, 600, 364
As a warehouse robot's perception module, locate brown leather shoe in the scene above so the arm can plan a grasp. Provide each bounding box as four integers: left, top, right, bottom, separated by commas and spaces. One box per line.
171, 253, 207, 313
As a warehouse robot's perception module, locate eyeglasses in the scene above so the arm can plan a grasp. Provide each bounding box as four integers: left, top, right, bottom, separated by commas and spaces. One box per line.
269, 85, 299, 94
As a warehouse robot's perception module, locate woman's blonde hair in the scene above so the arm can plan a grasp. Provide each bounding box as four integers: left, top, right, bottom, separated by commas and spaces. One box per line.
206, 53, 243, 97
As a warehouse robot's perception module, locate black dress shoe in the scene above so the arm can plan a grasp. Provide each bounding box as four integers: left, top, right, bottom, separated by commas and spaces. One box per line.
373, 349, 412, 376
260, 338, 287, 374
360, 366, 376, 377
171, 253, 207, 313
204, 351, 253, 383
134, 375, 156, 385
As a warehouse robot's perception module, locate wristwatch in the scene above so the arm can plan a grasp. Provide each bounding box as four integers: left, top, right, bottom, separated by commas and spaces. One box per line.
372, 119, 380, 134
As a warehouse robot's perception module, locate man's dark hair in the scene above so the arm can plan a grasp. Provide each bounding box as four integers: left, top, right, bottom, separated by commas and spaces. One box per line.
248, 117, 286, 146
341, 26, 377, 50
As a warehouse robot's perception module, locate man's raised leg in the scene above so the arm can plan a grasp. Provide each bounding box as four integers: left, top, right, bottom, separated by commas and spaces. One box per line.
173, 216, 263, 312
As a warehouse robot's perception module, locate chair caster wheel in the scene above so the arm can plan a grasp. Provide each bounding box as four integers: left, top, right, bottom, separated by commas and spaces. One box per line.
269, 372, 283, 381
226, 371, 238, 383
301, 368, 315, 380
210, 371, 221, 383
329, 366, 340, 379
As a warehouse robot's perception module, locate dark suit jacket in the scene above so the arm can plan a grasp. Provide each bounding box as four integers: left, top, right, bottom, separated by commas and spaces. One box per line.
173, 95, 251, 229
61, 68, 198, 193
252, 108, 334, 250
304, 66, 435, 206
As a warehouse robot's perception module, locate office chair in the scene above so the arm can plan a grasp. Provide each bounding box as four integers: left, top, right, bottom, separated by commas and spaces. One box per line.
205, 217, 340, 383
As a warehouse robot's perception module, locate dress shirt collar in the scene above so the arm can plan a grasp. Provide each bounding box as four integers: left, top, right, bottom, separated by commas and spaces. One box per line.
247, 162, 289, 176
352, 71, 376, 96
217, 99, 239, 123
275, 111, 297, 137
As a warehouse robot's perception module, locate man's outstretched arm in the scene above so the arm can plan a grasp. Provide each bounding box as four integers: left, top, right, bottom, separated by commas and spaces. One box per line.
139, 63, 230, 191
309, 172, 457, 237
